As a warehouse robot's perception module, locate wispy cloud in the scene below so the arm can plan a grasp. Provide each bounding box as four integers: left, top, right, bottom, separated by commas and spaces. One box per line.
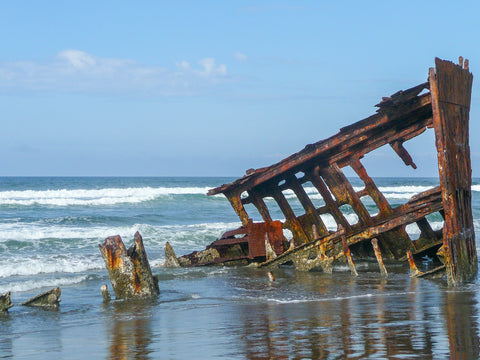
234, 52, 247, 62
0, 50, 228, 96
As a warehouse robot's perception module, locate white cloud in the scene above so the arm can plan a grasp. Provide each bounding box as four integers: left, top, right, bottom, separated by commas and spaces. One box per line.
57, 49, 96, 69
175, 58, 227, 78
234, 52, 247, 62
0, 50, 228, 96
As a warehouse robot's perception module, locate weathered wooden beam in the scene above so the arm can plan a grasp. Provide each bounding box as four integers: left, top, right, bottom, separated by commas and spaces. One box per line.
99, 232, 159, 300
430, 57, 477, 285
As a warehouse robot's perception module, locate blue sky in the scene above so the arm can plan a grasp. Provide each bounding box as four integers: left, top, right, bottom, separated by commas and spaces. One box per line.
1, 1, 479, 177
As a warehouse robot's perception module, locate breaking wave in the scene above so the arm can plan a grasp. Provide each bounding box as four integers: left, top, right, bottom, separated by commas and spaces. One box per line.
0, 186, 215, 206
1, 184, 477, 207
0, 275, 90, 294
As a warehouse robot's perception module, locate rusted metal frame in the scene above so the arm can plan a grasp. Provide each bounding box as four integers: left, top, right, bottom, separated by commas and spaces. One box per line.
415, 217, 437, 240
350, 159, 393, 217
390, 140, 417, 169
375, 82, 429, 109
307, 167, 352, 232
371, 238, 388, 277
341, 226, 358, 276
245, 189, 273, 222
259, 187, 443, 268
212, 237, 249, 246
346, 201, 443, 249
406, 250, 423, 277
350, 159, 414, 259
207, 92, 432, 197
270, 185, 311, 246
259, 202, 430, 269
331, 115, 432, 170
430, 58, 477, 285
319, 163, 373, 228
224, 189, 250, 226
286, 175, 329, 237
326, 197, 442, 258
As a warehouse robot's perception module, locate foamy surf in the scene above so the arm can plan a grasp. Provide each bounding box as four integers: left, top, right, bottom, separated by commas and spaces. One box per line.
0, 186, 216, 206
0, 275, 90, 294
0, 221, 241, 244
0, 183, 468, 207
0, 255, 104, 278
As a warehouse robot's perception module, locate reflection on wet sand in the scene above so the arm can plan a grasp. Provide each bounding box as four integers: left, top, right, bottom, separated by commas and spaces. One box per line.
236, 271, 480, 359
106, 301, 154, 360
445, 289, 480, 359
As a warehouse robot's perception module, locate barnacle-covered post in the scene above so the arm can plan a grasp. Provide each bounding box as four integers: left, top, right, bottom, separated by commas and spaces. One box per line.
430, 57, 477, 285
99, 232, 159, 300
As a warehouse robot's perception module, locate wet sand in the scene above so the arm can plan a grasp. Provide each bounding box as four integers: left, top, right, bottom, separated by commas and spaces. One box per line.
1, 263, 479, 359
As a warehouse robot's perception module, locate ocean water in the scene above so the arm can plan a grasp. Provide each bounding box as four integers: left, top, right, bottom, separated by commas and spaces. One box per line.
1, 176, 480, 359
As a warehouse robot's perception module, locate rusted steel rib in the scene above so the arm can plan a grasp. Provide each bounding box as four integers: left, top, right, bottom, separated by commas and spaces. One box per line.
371, 238, 388, 278
406, 250, 423, 277
341, 226, 358, 277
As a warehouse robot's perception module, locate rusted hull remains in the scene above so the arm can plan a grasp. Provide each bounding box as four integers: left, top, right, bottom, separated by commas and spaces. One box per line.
190, 58, 475, 285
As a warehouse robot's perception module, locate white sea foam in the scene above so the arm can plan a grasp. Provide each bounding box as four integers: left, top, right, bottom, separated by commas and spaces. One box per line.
0, 186, 215, 206
0, 184, 472, 207
0, 255, 104, 278
0, 275, 89, 294
282, 185, 441, 202
0, 221, 242, 255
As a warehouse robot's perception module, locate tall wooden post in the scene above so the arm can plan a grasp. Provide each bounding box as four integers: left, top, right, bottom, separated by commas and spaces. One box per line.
429, 57, 477, 285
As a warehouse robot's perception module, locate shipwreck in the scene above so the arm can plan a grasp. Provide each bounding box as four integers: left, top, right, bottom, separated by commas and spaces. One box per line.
166, 57, 477, 286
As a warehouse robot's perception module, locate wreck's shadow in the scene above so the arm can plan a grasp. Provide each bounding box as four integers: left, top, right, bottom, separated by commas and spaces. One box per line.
104, 299, 156, 360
